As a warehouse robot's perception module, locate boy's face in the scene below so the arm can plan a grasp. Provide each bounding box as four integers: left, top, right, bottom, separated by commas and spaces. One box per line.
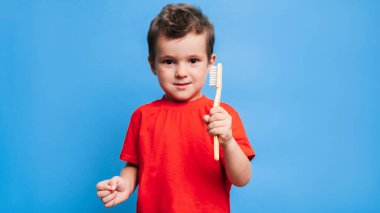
149, 32, 216, 102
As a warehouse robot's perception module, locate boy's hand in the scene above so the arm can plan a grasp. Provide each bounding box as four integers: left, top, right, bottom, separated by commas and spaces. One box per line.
203, 106, 233, 146
96, 176, 131, 208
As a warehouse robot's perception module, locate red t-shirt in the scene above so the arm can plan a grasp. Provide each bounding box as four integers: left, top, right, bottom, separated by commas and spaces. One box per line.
120, 95, 255, 213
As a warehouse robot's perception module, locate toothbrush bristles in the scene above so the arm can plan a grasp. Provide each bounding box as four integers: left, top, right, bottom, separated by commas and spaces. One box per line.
209, 66, 217, 86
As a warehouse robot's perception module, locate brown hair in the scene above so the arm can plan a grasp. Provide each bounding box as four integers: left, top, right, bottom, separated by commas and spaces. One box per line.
147, 3, 215, 63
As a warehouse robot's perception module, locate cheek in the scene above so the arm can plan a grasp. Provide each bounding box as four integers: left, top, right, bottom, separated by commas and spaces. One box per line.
195, 72, 207, 85
157, 70, 173, 84
200, 67, 209, 80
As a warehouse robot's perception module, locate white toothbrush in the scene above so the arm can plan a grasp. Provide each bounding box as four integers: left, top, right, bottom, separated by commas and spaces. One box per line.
209, 63, 222, 161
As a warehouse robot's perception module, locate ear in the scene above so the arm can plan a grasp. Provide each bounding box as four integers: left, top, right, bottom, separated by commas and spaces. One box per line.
148, 56, 156, 75
207, 54, 217, 71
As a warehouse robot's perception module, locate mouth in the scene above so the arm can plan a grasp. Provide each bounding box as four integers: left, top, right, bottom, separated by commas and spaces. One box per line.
173, 82, 191, 90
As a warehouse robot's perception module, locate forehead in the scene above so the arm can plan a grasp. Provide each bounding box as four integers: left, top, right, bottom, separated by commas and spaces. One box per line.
156, 32, 208, 58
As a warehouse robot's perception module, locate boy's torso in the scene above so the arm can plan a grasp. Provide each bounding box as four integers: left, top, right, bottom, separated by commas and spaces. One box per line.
135, 96, 231, 212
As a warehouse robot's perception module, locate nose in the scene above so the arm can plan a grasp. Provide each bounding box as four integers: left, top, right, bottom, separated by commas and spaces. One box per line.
175, 63, 188, 78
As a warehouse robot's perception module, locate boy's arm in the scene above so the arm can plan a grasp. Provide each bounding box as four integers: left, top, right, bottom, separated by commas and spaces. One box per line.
221, 138, 251, 187
120, 162, 139, 195
203, 106, 252, 187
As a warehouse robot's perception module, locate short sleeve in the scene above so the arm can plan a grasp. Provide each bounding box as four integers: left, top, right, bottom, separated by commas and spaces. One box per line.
221, 104, 255, 161
119, 110, 141, 165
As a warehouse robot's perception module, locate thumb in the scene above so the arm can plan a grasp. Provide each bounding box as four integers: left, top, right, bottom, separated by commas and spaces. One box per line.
109, 176, 121, 191
202, 115, 210, 123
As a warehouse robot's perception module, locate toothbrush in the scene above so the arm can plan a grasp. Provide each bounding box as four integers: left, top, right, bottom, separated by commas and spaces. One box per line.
209, 63, 222, 161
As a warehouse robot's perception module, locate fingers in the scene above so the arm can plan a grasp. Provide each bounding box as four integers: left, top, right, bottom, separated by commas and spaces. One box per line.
205, 106, 233, 144
204, 107, 229, 123
105, 196, 120, 208
97, 190, 112, 198
105, 200, 116, 208
209, 107, 230, 123
102, 191, 117, 203
96, 180, 112, 191
202, 115, 210, 123
96, 180, 116, 208
204, 106, 232, 133
104, 191, 130, 208
208, 126, 230, 136
209, 113, 226, 122
210, 106, 226, 115
97, 176, 128, 208
206, 120, 226, 131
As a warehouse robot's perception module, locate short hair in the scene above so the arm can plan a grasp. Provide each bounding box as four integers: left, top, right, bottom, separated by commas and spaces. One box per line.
147, 3, 215, 63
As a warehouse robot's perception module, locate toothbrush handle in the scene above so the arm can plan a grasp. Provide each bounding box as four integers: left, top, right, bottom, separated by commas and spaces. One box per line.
214, 135, 219, 160
214, 77, 222, 161
213, 85, 222, 161
213, 63, 222, 161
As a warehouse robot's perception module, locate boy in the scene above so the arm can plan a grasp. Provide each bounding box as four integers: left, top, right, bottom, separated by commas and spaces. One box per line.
96, 3, 255, 212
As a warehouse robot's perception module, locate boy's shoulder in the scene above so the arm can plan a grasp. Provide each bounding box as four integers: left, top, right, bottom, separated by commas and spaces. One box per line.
220, 101, 240, 117
203, 96, 242, 119
132, 99, 162, 114
203, 95, 239, 112
220, 101, 236, 111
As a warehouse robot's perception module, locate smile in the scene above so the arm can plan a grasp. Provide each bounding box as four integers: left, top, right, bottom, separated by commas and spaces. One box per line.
173, 82, 191, 90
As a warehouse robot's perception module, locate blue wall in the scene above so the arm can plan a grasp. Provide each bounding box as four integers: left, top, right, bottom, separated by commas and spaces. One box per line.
1, 0, 379, 212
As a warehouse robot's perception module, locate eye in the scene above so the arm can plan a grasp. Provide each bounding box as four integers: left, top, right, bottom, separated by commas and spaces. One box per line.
190, 59, 198, 64
164, 60, 174, 65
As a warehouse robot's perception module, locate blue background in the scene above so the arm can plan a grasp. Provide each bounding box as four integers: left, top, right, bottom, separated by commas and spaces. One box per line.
1, 0, 379, 212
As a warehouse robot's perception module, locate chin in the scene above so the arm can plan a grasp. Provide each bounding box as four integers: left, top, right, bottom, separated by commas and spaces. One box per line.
172, 96, 192, 102
166, 93, 196, 102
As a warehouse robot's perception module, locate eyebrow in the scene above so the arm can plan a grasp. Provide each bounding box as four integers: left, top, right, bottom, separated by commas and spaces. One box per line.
187, 54, 202, 58
158, 54, 203, 59
158, 55, 175, 59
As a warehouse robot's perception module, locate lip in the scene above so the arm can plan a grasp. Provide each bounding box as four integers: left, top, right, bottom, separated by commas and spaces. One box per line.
173, 82, 191, 90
